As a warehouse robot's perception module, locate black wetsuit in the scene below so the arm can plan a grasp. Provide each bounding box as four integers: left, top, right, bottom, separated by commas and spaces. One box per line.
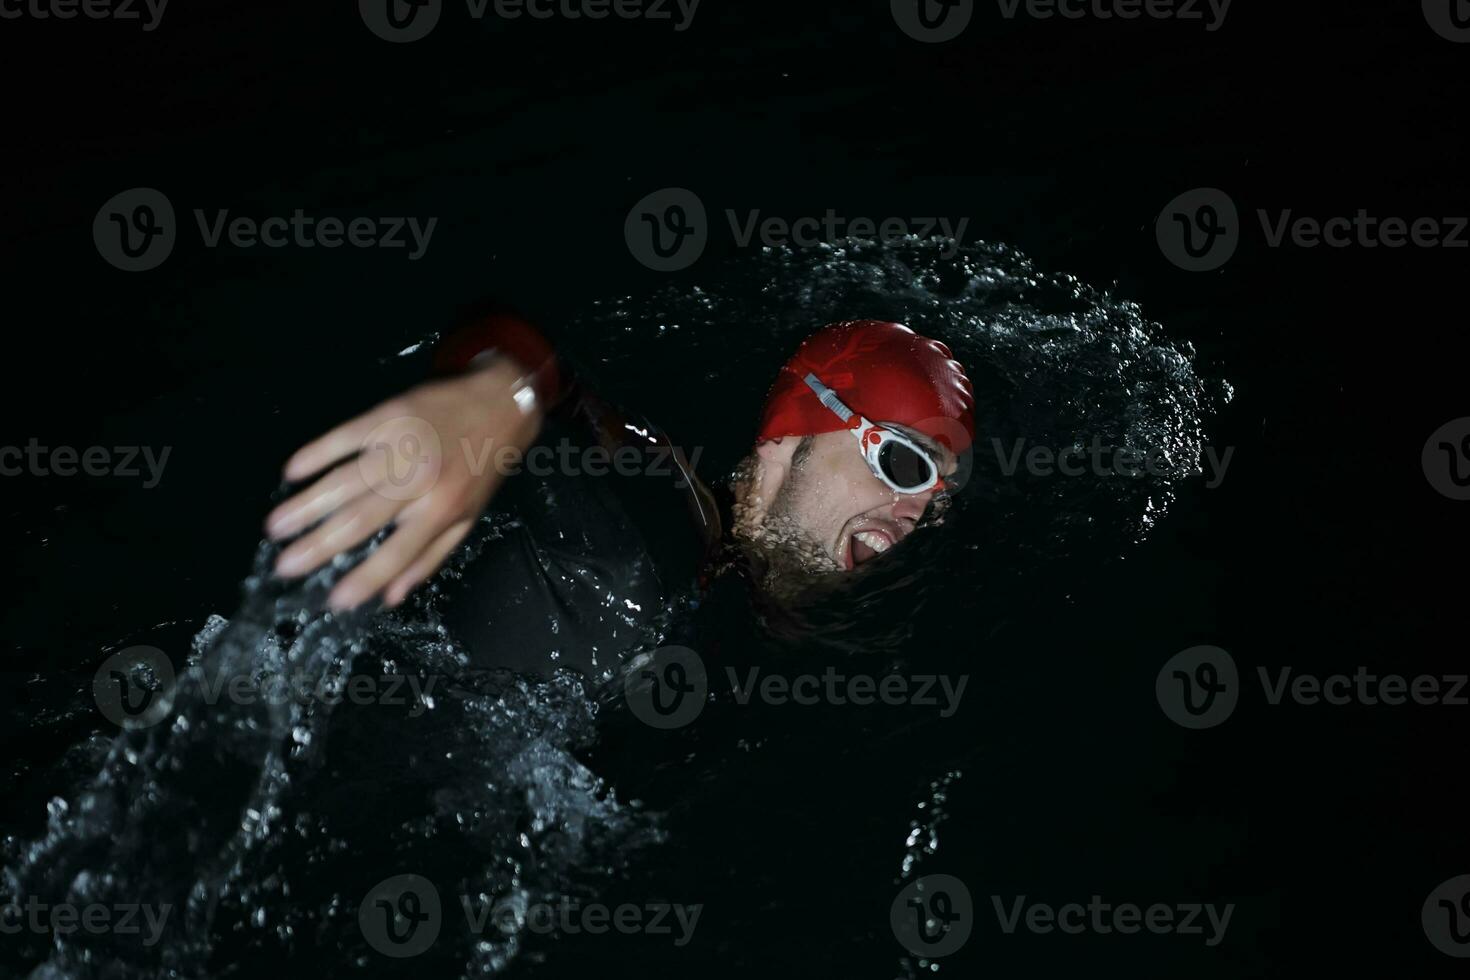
437, 380, 720, 679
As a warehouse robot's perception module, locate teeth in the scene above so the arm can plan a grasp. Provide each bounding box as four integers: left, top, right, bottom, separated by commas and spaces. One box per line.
854, 531, 890, 554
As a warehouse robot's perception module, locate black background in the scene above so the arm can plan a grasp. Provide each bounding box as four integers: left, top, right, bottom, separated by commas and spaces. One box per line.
1, 0, 1465, 976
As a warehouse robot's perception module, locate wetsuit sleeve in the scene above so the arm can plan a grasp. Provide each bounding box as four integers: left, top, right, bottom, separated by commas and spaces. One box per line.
430, 308, 720, 550
432, 311, 563, 409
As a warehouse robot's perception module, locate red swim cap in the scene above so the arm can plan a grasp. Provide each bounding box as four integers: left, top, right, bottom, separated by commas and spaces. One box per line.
757, 320, 975, 453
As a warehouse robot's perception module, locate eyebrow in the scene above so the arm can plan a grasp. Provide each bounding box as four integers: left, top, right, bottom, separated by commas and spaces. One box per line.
885, 423, 956, 469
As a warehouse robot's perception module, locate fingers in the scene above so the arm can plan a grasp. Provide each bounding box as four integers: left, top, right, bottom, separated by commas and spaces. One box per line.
281, 400, 402, 483
325, 506, 463, 610
376, 518, 476, 610
274, 490, 402, 578
267, 375, 509, 608
265, 462, 371, 541
269, 406, 445, 547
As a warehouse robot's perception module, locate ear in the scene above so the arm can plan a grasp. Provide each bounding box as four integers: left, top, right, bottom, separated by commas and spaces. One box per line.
755, 436, 799, 465
744, 438, 799, 526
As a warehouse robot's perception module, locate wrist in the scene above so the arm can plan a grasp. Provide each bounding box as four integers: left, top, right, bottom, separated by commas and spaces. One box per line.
433, 313, 561, 407
462, 355, 546, 424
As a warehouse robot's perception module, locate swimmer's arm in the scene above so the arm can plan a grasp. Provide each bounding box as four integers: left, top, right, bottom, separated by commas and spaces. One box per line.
429, 315, 719, 545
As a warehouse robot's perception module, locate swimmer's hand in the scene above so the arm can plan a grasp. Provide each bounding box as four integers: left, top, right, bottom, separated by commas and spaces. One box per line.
265, 358, 543, 610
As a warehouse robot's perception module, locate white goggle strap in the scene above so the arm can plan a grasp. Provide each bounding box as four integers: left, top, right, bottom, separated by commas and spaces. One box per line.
802, 372, 874, 441
802, 372, 853, 421
803, 371, 941, 492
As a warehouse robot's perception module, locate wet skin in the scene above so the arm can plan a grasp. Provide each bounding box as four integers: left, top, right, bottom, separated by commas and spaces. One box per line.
750, 427, 957, 572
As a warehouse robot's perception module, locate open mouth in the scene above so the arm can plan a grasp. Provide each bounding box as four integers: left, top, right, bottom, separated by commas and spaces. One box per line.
844, 528, 894, 570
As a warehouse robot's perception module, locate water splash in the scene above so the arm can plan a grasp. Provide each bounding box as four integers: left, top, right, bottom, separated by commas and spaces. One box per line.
2, 520, 662, 979
574, 236, 1232, 645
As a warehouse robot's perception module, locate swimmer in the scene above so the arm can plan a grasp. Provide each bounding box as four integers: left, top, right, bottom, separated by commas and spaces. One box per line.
264, 312, 974, 674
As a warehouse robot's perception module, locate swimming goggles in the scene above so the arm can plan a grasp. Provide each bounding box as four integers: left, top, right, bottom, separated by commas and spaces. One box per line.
803, 372, 946, 495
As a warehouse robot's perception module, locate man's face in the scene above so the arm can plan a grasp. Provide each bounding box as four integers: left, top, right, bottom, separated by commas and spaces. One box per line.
747, 424, 958, 578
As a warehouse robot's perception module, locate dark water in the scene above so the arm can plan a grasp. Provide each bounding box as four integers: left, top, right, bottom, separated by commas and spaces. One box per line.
1, 238, 1231, 978
2, 3, 1466, 977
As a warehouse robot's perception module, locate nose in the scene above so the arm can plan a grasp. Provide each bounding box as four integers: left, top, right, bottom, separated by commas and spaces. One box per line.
890, 489, 935, 525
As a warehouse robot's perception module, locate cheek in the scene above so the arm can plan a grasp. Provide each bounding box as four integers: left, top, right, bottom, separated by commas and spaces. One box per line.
799, 453, 890, 527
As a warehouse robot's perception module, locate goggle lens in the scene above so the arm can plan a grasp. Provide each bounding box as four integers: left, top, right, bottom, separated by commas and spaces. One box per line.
877, 438, 936, 492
